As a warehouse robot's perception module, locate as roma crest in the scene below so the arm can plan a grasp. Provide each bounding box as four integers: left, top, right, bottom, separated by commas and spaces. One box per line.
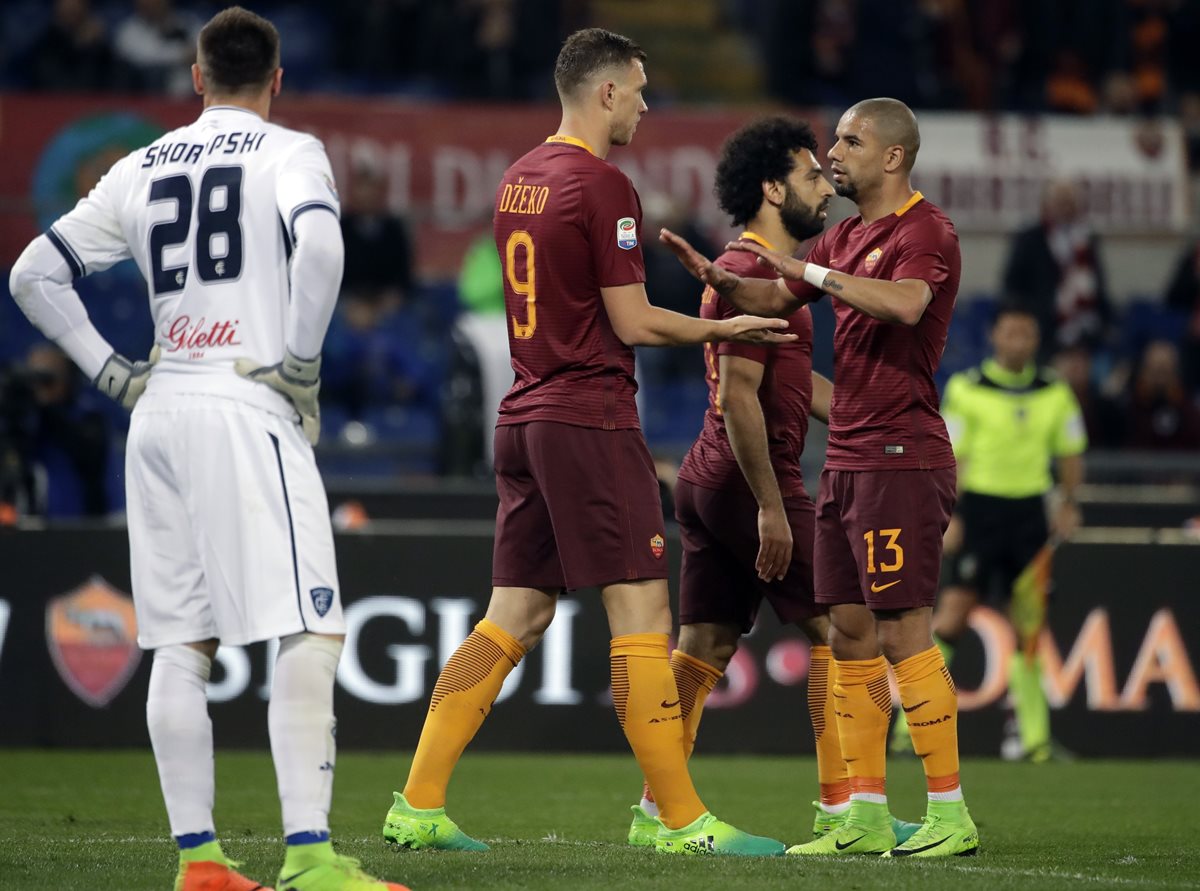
46, 576, 141, 707
650, 534, 665, 559
864, 247, 883, 271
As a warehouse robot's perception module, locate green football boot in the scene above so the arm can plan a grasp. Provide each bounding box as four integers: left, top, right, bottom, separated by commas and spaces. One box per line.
787, 800, 895, 855
655, 812, 785, 856
381, 792, 489, 852
882, 799, 979, 858
811, 801, 847, 836
277, 848, 408, 891
627, 805, 660, 847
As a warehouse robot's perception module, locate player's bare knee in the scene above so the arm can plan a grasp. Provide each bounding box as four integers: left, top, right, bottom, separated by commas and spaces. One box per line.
876, 608, 935, 664
799, 615, 831, 646
678, 622, 738, 672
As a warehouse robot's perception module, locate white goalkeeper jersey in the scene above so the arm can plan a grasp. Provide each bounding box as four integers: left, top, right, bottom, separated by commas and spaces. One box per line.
44, 105, 340, 413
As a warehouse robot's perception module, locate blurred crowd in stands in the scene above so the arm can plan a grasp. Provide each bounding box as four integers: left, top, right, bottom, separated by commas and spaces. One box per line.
2, 0, 1200, 521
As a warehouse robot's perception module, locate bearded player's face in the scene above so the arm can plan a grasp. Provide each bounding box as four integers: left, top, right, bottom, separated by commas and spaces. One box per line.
779, 148, 835, 242
609, 60, 648, 146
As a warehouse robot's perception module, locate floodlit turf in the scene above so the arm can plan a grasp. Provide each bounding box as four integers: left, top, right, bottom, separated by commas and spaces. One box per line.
1, 750, 1198, 890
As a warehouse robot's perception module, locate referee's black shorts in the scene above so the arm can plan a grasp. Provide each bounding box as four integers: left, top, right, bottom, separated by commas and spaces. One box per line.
942, 491, 1048, 602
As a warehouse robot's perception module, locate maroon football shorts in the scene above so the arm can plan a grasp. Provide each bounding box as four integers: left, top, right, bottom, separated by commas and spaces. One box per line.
492, 421, 669, 590
675, 478, 821, 633
814, 467, 956, 610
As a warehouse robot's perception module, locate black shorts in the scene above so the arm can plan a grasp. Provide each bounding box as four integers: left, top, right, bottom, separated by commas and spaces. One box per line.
943, 492, 1048, 602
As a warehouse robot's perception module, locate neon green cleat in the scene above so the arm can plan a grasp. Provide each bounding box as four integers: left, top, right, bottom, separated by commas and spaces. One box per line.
883, 799, 979, 858
627, 805, 660, 847
787, 801, 895, 855
811, 801, 847, 836
277, 853, 408, 890
655, 812, 785, 856
381, 792, 489, 852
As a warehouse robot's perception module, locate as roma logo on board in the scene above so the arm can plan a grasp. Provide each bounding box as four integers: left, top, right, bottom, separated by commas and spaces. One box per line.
46, 576, 141, 707
650, 534, 665, 559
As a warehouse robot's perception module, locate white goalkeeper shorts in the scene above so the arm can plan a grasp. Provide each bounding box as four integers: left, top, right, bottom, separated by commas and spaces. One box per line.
125, 392, 344, 649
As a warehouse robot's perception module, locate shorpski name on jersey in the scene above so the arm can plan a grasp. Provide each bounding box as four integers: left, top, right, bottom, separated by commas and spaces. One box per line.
141, 131, 269, 168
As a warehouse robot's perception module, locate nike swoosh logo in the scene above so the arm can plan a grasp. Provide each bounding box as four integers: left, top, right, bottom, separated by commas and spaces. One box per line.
660, 699, 681, 709
895, 834, 954, 855
835, 835, 867, 850
902, 700, 930, 713
870, 580, 901, 592
279, 867, 316, 887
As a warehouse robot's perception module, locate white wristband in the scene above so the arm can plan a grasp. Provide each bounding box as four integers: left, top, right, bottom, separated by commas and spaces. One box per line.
803, 263, 831, 289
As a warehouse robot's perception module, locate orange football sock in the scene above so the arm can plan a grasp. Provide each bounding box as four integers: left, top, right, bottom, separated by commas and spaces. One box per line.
833, 655, 891, 799
641, 649, 722, 806
809, 645, 850, 806
893, 645, 962, 798
403, 619, 525, 808
670, 649, 723, 760
611, 633, 706, 830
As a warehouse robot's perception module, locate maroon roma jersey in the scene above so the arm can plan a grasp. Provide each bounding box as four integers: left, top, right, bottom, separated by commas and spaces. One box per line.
678, 235, 813, 498
786, 193, 959, 470
494, 136, 645, 430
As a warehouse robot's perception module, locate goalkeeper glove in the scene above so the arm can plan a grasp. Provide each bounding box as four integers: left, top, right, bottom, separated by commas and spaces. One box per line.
235, 350, 322, 445
94, 346, 159, 409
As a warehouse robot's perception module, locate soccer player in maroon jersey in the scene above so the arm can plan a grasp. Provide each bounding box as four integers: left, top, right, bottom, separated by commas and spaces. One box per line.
381, 28, 790, 857
661, 98, 979, 858
627, 115, 918, 851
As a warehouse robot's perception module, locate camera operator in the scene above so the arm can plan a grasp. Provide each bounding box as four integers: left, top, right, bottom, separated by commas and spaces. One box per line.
11, 344, 114, 518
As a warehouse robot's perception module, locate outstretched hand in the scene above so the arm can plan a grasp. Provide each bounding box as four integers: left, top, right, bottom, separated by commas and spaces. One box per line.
721, 315, 798, 345
726, 238, 807, 280
658, 228, 739, 296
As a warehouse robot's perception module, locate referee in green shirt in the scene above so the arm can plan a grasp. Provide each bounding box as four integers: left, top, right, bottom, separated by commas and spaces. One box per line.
891, 303, 1087, 761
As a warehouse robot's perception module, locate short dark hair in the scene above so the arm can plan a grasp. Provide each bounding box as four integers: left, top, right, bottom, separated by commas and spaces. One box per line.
198, 6, 280, 95
715, 117, 819, 227
554, 28, 646, 101
993, 300, 1039, 328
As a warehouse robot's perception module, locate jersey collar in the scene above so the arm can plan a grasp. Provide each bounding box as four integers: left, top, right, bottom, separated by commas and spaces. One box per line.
894, 191, 924, 217
545, 134, 597, 156
982, 357, 1037, 388
202, 105, 263, 120
738, 230, 776, 251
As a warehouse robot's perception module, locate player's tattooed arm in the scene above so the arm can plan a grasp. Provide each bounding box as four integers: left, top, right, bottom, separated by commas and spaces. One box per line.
658, 227, 799, 317
730, 239, 934, 326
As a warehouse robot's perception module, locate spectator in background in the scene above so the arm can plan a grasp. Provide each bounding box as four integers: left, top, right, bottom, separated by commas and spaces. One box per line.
1053, 344, 1125, 448
1123, 339, 1200, 450
114, 0, 200, 96
340, 161, 414, 324
1003, 179, 1112, 362
322, 162, 429, 427
1165, 238, 1200, 395
23, 0, 134, 92
22, 344, 113, 518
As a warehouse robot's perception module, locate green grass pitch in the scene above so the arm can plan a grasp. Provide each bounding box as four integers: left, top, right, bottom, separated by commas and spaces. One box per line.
1, 749, 1198, 890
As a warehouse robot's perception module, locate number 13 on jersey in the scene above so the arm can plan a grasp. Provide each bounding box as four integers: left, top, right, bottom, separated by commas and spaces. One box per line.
505, 229, 536, 339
